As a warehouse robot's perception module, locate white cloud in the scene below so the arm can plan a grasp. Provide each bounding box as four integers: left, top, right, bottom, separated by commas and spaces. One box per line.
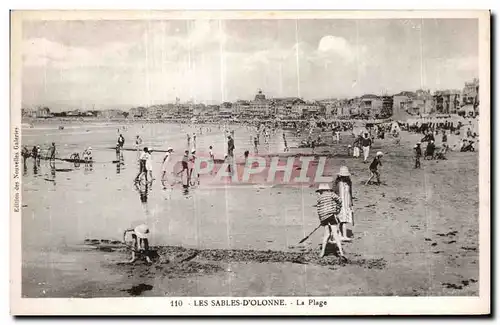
315, 35, 356, 63
443, 57, 478, 72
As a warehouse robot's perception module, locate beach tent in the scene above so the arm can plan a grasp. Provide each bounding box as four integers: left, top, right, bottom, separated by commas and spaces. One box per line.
390, 121, 401, 134
352, 121, 368, 136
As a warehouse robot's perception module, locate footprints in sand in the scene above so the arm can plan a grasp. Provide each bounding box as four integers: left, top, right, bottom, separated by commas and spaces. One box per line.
442, 279, 477, 290
425, 229, 463, 252
122, 283, 153, 296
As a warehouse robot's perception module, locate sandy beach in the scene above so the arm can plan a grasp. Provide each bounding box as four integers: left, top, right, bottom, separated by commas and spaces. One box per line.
21, 122, 479, 297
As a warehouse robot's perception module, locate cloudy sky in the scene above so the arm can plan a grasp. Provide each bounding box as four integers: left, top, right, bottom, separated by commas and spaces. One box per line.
22, 18, 479, 110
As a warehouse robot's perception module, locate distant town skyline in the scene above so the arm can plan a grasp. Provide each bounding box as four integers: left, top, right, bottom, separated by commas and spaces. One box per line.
22, 18, 479, 110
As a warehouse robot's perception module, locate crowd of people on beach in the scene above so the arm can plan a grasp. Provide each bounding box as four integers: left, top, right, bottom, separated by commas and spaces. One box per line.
21, 115, 479, 264
117, 114, 481, 263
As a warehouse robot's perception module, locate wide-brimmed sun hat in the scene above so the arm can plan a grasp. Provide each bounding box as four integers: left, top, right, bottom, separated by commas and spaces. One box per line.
191, 149, 196, 153
316, 183, 332, 192
134, 224, 150, 239
376, 151, 384, 156
337, 166, 351, 177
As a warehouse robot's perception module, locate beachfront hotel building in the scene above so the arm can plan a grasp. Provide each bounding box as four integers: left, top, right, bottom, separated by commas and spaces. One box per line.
359, 94, 383, 117
393, 90, 435, 116
393, 91, 416, 116
272, 97, 304, 118
233, 100, 251, 116
219, 102, 233, 119
434, 90, 461, 114
248, 90, 271, 117
22, 106, 53, 118
462, 78, 479, 111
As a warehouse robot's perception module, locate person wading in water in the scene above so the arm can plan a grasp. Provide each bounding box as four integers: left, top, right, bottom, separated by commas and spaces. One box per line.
134, 147, 150, 184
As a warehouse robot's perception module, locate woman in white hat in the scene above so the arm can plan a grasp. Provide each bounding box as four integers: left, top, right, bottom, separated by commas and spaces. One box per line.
315, 183, 346, 259
122, 224, 152, 264
334, 166, 354, 241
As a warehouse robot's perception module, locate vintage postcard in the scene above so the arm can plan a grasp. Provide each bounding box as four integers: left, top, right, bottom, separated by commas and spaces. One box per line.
10, 10, 490, 315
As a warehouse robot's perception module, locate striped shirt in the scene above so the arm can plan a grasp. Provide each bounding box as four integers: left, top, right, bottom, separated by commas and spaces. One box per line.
316, 191, 342, 222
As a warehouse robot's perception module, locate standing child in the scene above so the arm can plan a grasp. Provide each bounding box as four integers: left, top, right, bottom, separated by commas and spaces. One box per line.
365, 151, 383, 185
82, 147, 93, 163
145, 148, 153, 183
209, 145, 215, 175
118, 134, 125, 148
315, 183, 345, 259
177, 150, 190, 186
441, 130, 447, 146
189, 149, 199, 185
414, 143, 422, 168
352, 137, 361, 158
161, 147, 174, 190
134, 147, 149, 184
334, 166, 354, 241
49, 142, 56, 161
283, 132, 289, 152
361, 133, 372, 163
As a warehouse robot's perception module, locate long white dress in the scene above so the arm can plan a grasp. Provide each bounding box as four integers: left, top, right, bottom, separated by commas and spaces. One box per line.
145, 153, 153, 172
337, 181, 353, 224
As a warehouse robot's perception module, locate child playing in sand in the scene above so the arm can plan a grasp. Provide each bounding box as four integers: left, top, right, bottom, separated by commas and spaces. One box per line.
365, 151, 383, 185
334, 167, 354, 241
122, 224, 152, 264
316, 183, 345, 259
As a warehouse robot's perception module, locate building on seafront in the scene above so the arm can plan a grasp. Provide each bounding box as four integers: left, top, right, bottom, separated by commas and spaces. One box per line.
248, 89, 271, 117
392, 90, 435, 116
219, 102, 233, 119
359, 94, 383, 117
271, 97, 304, 119
28, 78, 479, 121
462, 78, 479, 115
434, 90, 461, 114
